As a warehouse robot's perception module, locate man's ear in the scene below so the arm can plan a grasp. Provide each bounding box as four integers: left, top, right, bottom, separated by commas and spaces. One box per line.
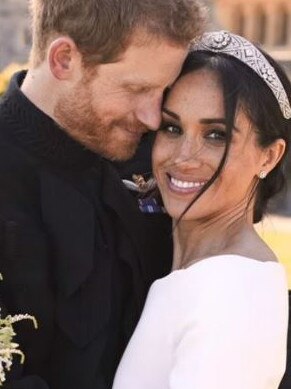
48, 37, 81, 80
260, 138, 286, 175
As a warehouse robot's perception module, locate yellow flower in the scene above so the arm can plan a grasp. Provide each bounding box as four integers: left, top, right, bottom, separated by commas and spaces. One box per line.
0, 63, 28, 96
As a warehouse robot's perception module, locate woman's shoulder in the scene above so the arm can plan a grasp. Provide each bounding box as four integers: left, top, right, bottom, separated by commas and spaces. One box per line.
155, 254, 285, 287
139, 255, 288, 353
150, 254, 287, 311
147, 255, 288, 335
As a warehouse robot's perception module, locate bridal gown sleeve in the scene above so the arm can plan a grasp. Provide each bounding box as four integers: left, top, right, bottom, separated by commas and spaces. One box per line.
169, 261, 287, 388
113, 256, 289, 389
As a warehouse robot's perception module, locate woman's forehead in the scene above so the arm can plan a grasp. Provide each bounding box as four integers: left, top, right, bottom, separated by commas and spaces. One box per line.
165, 69, 225, 116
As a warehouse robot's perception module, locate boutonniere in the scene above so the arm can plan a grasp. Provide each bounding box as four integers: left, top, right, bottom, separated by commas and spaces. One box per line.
122, 174, 156, 193
0, 274, 37, 386
122, 175, 166, 214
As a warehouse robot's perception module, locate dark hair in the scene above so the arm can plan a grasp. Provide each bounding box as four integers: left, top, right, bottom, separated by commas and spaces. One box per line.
174, 48, 291, 223
29, 0, 206, 67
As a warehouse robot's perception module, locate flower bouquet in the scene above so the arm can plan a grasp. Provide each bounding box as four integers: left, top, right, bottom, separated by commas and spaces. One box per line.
0, 274, 37, 385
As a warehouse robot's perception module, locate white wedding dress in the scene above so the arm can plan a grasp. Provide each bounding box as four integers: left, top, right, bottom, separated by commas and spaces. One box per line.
113, 255, 289, 389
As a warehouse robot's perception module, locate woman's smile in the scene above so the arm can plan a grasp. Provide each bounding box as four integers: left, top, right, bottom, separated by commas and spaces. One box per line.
167, 173, 208, 194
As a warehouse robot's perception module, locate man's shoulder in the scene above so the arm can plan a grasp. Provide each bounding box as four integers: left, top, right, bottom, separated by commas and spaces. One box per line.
0, 112, 40, 168
0, 121, 42, 216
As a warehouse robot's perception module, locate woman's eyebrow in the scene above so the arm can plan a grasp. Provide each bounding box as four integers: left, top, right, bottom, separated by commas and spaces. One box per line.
162, 114, 227, 124
199, 118, 226, 124
162, 113, 240, 131
162, 108, 180, 121
200, 118, 239, 131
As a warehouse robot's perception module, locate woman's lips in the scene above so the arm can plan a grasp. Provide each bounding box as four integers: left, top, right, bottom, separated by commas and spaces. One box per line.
167, 174, 208, 194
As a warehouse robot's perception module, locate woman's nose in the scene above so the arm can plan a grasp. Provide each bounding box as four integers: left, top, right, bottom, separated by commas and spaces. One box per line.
173, 138, 204, 168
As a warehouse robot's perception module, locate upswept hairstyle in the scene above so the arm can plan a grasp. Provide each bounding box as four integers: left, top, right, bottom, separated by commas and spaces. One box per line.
28, 0, 206, 67
176, 49, 291, 223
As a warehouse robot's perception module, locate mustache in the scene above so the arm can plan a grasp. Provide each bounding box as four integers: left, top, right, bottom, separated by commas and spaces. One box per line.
111, 119, 148, 133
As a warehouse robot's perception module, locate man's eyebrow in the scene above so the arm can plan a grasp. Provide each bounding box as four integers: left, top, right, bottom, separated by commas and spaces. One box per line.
162, 108, 180, 120
123, 80, 154, 88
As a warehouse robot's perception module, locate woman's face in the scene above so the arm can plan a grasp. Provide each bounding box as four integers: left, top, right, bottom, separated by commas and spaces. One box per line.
153, 68, 268, 221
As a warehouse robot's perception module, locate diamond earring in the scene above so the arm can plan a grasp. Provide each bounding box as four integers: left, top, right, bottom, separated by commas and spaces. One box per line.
259, 170, 267, 179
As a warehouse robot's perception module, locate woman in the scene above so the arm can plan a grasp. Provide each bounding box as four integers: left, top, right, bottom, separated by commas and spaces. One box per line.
113, 31, 290, 388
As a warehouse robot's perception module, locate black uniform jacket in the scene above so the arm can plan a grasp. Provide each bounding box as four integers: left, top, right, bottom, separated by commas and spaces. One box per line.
0, 72, 172, 389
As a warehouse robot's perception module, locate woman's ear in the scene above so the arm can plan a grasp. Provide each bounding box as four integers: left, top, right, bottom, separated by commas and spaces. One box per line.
259, 138, 286, 177
48, 37, 81, 80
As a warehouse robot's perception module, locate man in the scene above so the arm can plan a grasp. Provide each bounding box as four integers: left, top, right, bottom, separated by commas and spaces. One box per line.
0, 1, 204, 388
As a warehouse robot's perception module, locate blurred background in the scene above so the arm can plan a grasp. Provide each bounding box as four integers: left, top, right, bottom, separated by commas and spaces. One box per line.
206, 0, 291, 288
0, 0, 290, 286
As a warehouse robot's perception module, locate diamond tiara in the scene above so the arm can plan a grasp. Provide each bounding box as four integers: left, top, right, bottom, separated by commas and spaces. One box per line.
191, 31, 291, 120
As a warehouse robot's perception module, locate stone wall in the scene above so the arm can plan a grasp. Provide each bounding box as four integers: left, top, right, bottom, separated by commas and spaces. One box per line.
214, 0, 291, 45
0, 0, 31, 69
210, 0, 291, 77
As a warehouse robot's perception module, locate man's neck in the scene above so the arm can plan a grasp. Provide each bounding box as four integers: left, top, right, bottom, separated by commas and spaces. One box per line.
20, 67, 57, 120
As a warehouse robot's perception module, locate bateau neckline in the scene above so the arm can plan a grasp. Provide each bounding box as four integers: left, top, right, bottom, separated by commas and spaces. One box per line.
176, 254, 283, 273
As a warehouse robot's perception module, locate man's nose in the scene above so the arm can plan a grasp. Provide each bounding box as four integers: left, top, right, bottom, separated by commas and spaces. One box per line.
135, 94, 163, 131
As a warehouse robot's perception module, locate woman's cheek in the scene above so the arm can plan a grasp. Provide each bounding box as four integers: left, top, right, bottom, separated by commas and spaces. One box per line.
152, 136, 167, 168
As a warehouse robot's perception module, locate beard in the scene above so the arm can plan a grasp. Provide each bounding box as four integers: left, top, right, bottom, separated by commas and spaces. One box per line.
53, 78, 146, 161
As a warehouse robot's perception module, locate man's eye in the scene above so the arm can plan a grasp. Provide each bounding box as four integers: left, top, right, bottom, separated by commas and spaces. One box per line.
127, 85, 151, 94
206, 129, 226, 142
160, 123, 182, 135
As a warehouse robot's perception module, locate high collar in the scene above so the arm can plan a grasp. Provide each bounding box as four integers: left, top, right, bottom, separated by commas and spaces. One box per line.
0, 71, 98, 169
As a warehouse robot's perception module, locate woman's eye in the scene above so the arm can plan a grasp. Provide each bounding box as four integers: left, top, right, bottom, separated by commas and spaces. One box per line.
160, 123, 182, 136
206, 129, 226, 142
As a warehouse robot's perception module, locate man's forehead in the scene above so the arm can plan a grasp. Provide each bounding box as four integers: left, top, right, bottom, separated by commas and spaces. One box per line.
96, 51, 185, 87
117, 30, 187, 61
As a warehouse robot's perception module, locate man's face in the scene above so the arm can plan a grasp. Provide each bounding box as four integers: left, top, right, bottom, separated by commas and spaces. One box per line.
54, 35, 187, 161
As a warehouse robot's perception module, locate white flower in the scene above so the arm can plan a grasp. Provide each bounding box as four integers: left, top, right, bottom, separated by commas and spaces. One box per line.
0, 274, 37, 385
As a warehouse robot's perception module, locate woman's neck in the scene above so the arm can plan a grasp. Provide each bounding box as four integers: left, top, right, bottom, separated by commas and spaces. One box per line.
172, 211, 256, 270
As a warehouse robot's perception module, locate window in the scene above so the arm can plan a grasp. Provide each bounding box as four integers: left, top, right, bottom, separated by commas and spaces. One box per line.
276, 6, 289, 46
256, 7, 267, 44
232, 6, 245, 36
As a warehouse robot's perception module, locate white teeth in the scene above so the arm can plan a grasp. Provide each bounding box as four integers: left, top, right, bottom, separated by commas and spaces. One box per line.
170, 177, 206, 189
